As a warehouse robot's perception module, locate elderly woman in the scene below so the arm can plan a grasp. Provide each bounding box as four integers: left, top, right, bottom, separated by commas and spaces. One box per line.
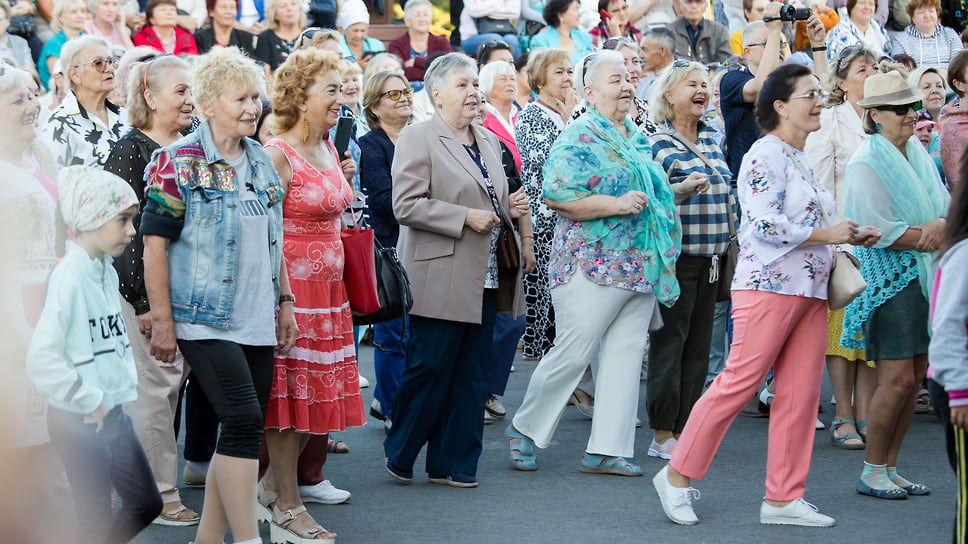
359, 70, 414, 430
589, 0, 642, 48
384, 53, 527, 487
102, 55, 200, 527
338, 0, 386, 67
388, 0, 452, 86
911, 66, 947, 126
891, 0, 962, 72
573, 37, 655, 134
133, 0, 199, 55
941, 50, 968, 187
257, 49, 363, 543
530, 0, 595, 64
0, 3, 36, 75
506, 50, 682, 476
841, 71, 951, 500
804, 44, 879, 448
645, 60, 731, 461
481, 60, 521, 171
38, 0, 86, 90
43, 35, 126, 168
194, 0, 257, 55
654, 64, 882, 526
83, 0, 134, 51
254, 0, 303, 72
141, 47, 297, 544
516, 48, 577, 361
825, 0, 891, 60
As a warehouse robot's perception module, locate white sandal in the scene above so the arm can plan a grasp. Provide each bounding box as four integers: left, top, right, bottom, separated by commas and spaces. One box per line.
269, 503, 337, 544
257, 481, 278, 524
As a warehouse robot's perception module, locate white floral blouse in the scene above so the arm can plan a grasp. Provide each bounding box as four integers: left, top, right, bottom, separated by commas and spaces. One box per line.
42, 92, 127, 169
733, 135, 835, 299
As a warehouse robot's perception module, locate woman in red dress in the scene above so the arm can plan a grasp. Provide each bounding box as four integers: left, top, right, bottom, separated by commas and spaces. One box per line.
258, 49, 365, 543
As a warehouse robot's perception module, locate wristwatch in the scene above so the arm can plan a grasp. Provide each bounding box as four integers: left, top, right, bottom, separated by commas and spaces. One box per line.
279, 294, 296, 305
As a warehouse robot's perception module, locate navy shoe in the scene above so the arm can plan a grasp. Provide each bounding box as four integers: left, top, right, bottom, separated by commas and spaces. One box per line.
428, 472, 479, 488
856, 478, 907, 499
385, 458, 412, 483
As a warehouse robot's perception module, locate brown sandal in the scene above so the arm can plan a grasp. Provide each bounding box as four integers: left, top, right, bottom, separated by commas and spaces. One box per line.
327, 437, 349, 454
153, 503, 200, 526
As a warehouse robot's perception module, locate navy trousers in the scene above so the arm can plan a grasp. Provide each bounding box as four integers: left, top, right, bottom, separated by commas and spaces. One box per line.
373, 316, 409, 419
487, 313, 525, 396
384, 291, 497, 477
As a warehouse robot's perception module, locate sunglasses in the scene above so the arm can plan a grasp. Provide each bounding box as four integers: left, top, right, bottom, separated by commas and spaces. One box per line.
76, 57, 119, 73
746, 39, 789, 49
874, 100, 923, 116
602, 36, 637, 50
835, 43, 865, 69
381, 87, 413, 101
581, 52, 599, 87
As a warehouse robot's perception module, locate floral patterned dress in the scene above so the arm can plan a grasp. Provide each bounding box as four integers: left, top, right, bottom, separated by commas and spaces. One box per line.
264, 138, 365, 434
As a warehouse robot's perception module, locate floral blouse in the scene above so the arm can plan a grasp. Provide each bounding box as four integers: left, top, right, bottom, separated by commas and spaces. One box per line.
733, 135, 835, 299
42, 92, 126, 168
825, 17, 892, 60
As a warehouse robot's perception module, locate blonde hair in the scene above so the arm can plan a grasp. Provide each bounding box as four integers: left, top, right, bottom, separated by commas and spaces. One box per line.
266, 0, 307, 32
650, 61, 708, 124
527, 48, 572, 91
296, 29, 341, 51
270, 49, 343, 134
340, 58, 363, 76
362, 52, 403, 84
127, 56, 190, 130
191, 47, 266, 121
51, 0, 86, 33
362, 70, 411, 128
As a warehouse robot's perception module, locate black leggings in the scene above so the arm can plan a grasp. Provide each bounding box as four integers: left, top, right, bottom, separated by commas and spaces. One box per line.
177, 340, 274, 459
47, 406, 163, 544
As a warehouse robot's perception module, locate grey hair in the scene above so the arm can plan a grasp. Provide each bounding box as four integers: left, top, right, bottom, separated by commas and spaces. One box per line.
822, 45, 877, 106
51, 0, 86, 33
362, 52, 403, 84
115, 46, 160, 103
403, 0, 432, 18
479, 60, 516, 100
61, 35, 112, 90
87, 0, 102, 12
742, 21, 766, 48
641, 26, 675, 55
650, 60, 708, 124
574, 50, 625, 99
909, 66, 947, 93
424, 52, 477, 100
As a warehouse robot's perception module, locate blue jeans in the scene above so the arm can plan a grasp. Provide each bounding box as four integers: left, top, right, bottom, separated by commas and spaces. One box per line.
707, 300, 732, 385
488, 313, 525, 396
461, 33, 522, 58
373, 316, 409, 419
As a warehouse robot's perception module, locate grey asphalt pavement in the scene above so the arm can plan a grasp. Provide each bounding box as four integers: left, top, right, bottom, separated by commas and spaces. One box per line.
134, 343, 955, 544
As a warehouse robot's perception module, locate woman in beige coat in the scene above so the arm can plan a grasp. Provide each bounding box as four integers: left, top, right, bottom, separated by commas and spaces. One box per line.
383, 53, 527, 488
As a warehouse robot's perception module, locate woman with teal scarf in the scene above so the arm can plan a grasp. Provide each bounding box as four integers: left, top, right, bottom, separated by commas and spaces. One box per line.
842, 71, 951, 500
505, 51, 692, 477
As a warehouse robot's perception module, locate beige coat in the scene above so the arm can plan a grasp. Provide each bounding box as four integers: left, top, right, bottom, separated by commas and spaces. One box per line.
804, 101, 867, 223
391, 113, 525, 324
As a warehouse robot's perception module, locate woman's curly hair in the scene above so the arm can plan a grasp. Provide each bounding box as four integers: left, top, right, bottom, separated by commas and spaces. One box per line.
270, 49, 343, 135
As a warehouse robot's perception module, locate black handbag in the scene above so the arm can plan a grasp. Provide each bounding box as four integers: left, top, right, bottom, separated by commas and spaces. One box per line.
8, 14, 37, 38
475, 17, 516, 35
351, 237, 413, 327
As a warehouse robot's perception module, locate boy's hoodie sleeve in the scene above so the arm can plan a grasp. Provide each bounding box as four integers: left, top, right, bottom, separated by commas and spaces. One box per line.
26, 277, 104, 415
930, 244, 968, 406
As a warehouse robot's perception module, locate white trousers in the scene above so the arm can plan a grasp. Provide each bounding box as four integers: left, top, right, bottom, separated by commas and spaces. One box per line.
512, 271, 659, 458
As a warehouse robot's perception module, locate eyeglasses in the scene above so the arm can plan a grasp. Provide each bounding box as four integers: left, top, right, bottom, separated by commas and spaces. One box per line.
76, 57, 119, 73
789, 90, 826, 102
602, 36, 637, 50
874, 100, 923, 116
381, 87, 413, 101
746, 39, 789, 49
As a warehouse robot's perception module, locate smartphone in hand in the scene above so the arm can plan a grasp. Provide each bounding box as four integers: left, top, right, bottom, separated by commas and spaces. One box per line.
334, 116, 354, 158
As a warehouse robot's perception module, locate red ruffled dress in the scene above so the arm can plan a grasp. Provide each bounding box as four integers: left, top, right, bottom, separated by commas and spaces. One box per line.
264, 138, 365, 433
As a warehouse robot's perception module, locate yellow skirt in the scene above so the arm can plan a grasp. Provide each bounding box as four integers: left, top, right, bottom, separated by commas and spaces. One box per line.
827, 307, 872, 366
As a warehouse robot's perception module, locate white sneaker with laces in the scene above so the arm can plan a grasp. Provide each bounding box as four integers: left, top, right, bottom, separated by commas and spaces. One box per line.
298, 480, 351, 505
760, 498, 835, 527
653, 465, 700, 525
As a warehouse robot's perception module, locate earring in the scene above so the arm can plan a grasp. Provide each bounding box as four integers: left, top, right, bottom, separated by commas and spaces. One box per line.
301, 117, 309, 142
876, 123, 881, 131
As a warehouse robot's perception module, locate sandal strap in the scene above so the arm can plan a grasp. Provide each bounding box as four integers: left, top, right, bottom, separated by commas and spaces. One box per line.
272, 504, 308, 528
830, 418, 856, 428
506, 427, 535, 456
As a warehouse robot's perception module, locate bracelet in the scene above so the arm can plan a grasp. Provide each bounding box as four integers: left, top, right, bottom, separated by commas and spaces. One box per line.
522, 235, 534, 239
279, 294, 296, 305
811, 45, 827, 52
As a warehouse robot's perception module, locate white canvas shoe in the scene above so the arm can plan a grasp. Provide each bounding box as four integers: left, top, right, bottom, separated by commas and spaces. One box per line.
760, 498, 835, 527
653, 465, 700, 525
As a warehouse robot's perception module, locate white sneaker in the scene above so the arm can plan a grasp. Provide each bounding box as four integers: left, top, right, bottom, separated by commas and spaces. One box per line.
760, 498, 835, 527
648, 437, 677, 460
359, 375, 370, 388
298, 480, 351, 505
816, 417, 826, 430
653, 465, 700, 525
485, 395, 506, 419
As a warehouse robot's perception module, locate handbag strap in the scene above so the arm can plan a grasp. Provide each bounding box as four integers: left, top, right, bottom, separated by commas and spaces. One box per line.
661, 127, 736, 240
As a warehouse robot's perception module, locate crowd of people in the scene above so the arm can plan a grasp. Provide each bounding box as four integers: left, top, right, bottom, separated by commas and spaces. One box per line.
4, 0, 968, 541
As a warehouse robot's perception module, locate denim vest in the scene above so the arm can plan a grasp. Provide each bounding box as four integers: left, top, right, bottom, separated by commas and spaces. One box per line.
162, 122, 284, 329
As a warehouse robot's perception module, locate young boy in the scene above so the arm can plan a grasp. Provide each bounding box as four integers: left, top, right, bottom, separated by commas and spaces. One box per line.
26, 166, 163, 544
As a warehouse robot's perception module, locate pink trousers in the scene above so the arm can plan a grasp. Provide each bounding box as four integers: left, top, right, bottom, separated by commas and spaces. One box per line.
670, 290, 827, 501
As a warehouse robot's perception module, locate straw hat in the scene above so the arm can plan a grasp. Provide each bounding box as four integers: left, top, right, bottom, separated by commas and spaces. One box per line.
856, 71, 922, 108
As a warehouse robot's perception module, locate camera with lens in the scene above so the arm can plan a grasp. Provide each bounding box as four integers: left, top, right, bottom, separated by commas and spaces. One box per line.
777, 4, 811, 20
